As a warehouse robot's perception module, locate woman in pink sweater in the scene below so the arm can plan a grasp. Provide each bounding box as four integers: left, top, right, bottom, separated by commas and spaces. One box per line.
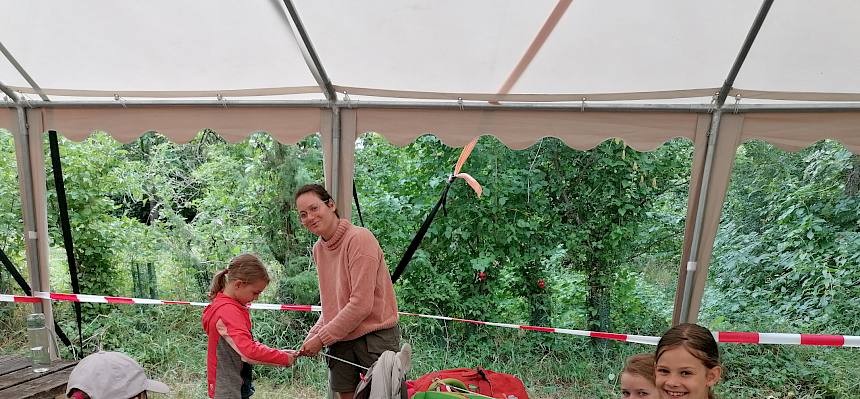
295, 184, 400, 399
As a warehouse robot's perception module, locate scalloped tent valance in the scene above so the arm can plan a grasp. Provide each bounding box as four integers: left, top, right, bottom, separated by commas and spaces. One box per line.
4, 108, 859, 155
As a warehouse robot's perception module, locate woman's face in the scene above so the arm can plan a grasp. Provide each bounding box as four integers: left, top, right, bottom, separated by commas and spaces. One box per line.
296, 192, 339, 239
655, 347, 720, 399
620, 372, 658, 398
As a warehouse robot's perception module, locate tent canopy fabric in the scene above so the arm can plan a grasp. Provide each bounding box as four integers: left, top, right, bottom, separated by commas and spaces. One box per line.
2, 0, 860, 103
2, 0, 860, 332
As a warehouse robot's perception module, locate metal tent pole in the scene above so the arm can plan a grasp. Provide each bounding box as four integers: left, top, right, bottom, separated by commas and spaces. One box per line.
277, 0, 343, 208
679, 109, 721, 322
6, 99, 860, 113
279, 0, 336, 102
678, 0, 774, 324
330, 106, 342, 202
12, 106, 59, 358
0, 42, 50, 101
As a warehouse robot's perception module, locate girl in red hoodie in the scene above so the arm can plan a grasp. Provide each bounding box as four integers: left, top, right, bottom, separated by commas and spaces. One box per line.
202, 253, 296, 398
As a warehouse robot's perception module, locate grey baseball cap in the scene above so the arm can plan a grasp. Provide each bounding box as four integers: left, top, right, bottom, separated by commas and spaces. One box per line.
66, 351, 170, 398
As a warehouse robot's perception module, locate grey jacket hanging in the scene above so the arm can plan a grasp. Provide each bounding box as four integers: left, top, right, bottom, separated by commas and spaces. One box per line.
354, 343, 412, 399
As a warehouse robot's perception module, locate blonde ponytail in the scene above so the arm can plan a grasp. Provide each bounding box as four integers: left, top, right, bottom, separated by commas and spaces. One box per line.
207, 253, 270, 300
208, 269, 229, 300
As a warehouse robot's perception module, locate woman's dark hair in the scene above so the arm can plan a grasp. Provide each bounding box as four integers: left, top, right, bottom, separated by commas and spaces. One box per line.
294, 183, 340, 218
656, 323, 721, 398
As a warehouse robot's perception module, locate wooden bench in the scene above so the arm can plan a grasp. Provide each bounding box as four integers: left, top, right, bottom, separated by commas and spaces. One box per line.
0, 355, 78, 399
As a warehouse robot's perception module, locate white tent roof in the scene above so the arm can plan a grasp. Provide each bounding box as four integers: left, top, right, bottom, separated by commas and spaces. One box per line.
2, 0, 859, 331
2, 0, 859, 102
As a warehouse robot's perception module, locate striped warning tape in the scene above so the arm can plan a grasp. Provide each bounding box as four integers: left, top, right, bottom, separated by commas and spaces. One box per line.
0, 292, 320, 312
2, 292, 858, 348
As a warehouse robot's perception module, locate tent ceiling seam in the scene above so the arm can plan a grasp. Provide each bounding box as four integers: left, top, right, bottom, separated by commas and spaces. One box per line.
495, 0, 572, 99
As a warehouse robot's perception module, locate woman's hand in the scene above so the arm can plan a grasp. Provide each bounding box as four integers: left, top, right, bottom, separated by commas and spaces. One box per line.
299, 335, 323, 357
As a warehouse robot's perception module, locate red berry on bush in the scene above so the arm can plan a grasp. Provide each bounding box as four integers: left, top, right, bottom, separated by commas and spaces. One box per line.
478, 271, 487, 281
537, 279, 546, 289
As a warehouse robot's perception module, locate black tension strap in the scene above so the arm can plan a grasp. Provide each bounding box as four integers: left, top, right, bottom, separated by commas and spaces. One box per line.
353, 181, 365, 227
390, 179, 453, 283
0, 246, 73, 347
390, 137, 482, 283
48, 131, 84, 356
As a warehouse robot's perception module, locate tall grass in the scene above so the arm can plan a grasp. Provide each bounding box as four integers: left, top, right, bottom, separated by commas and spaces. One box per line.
2, 293, 858, 398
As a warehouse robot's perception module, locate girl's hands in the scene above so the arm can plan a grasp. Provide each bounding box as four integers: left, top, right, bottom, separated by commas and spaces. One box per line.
299, 335, 323, 357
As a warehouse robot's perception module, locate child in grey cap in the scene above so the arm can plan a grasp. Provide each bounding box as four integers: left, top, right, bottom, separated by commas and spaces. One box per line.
65, 351, 170, 399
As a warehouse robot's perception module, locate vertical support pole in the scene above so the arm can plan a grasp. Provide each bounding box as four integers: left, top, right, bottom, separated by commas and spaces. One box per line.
330, 106, 341, 203
13, 107, 58, 358
674, 0, 773, 324
679, 110, 721, 323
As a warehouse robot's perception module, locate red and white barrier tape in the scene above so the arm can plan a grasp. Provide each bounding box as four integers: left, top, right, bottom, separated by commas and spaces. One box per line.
0, 292, 320, 312
2, 292, 858, 348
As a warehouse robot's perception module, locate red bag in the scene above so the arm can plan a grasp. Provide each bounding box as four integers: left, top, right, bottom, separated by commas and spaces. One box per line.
409, 368, 529, 399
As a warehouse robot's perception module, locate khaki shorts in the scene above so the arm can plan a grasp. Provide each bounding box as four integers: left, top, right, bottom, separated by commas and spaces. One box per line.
326, 325, 401, 393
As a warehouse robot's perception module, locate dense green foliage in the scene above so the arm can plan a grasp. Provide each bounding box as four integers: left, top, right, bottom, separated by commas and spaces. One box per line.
0, 127, 858, 398
707, 141, 860, 335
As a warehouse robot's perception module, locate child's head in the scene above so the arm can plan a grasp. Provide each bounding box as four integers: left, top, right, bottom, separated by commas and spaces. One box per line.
655, 323, 722, 399
620, 353, 657, 398
66, 351, 169, 399
207, 253, 270, 304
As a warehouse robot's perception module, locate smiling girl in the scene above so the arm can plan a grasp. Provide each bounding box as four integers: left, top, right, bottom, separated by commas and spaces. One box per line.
655, 323, 722, 399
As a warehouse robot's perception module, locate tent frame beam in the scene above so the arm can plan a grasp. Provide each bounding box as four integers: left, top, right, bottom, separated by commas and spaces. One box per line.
715, 0, 774, 106
677, 0, 774, 324
0, 81, 20, 102
11, 106, 59, 357
278, 0, 337, 102
6, 100, 860, 112
0, 42, 50, 101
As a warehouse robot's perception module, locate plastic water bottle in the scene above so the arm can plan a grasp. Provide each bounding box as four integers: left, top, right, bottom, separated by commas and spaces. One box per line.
26, 313, 51, 372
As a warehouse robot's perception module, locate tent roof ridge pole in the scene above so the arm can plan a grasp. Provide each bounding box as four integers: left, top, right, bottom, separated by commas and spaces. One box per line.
278, 0, 337, 103
0, 42, 50, 102
678, 0, 773, 324
715, 0, 774, 106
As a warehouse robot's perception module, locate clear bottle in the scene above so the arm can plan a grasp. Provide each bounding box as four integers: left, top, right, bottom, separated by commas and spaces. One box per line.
26, 313, 51, 372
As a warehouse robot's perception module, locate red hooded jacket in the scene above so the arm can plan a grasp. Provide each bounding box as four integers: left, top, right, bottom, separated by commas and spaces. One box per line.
202, 292, 294, 398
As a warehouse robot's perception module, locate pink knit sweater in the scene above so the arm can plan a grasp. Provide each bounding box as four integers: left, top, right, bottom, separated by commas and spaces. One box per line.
308, 219, 399, 346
